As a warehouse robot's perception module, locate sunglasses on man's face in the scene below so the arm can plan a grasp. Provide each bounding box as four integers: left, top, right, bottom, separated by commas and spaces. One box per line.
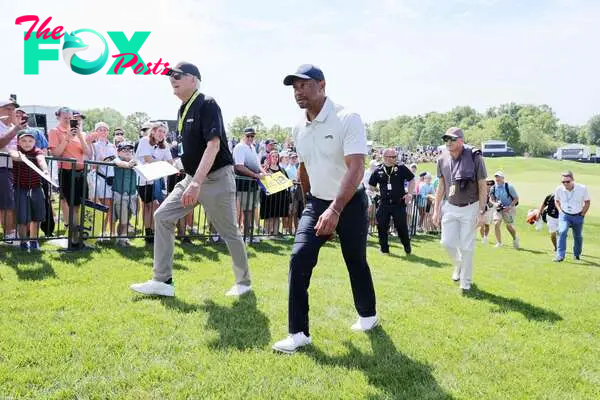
443, 137, 458, 144
166, 69, 189, 80
562, 180, 572, 184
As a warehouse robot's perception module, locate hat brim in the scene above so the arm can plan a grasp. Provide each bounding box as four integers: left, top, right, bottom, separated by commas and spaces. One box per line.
1, 101, 19, 109
442, 134, 461, 140
283, 73, 313, 86
18, 133, 35, 139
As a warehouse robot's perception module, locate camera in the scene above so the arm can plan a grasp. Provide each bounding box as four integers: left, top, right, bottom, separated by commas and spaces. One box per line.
496, 204, 505, 212
69, 119, 78, 130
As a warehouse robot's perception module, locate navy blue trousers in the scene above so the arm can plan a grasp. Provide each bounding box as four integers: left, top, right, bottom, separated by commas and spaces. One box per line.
288, 190, 377, 336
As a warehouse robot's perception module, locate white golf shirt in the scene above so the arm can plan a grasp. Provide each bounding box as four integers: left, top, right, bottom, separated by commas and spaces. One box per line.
554, 183, 590, 215
292, 97, 367, 201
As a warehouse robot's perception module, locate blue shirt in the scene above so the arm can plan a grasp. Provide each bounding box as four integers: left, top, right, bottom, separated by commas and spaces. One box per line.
418, 183, 434, 207
34, 129, 48, 150
284, 164, 298, 181
492, 183, 518, 206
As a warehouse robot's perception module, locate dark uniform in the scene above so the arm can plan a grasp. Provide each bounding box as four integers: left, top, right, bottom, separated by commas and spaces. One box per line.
369, 163, 414, 254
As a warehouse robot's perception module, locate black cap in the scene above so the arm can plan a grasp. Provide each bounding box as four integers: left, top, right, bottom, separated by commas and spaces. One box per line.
73, 110, 86, 119
265, 139, 277, 145
243, 127, 256, 135
117, 141, 134, 150
283, 64, 325, 86
168, 62, 201, 80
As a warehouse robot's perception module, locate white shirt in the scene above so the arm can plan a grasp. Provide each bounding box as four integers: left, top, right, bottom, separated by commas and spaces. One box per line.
554, 183, 590, 214
93, 140, 117, 178
292, 97, 367, 200
232, 142, 261, 173
0, 121, 16, 168
135, 136, 173, 185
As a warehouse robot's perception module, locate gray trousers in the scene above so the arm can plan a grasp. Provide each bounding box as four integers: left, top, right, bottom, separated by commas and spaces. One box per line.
152, 166, 251, 286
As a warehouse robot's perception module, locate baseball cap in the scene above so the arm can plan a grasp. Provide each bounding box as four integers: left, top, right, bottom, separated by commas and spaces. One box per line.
141, 121, 152, 131
114, 128, 124, 135
0, 99, 19, 108
283, 64, 325, 86
289, 152, 298, 157
95, 121, 109, 131
442, 127, 464, 140
410, 163, 417, 169
73, 110, 86, 119
15, 107, 27, 115
17, 128, 36, 139
243, 127, 256, 136
494, 171, 505, 178
117, 141, 134, 150
265, 139, 277, 145
168, 62, 201, 80
55, 106, 72, 116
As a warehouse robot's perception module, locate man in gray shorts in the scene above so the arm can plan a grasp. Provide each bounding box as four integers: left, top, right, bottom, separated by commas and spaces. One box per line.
233, 127, 264, 241
433, 127, 488, 293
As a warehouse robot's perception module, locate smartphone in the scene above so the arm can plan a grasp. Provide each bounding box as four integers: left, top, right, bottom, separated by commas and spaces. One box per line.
70, 119, 78, 129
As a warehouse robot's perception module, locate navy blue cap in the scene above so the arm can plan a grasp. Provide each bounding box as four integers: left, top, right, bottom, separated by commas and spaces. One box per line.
168, 62, 201, 80
283, 64, 325, 86
243, 127, 256, 135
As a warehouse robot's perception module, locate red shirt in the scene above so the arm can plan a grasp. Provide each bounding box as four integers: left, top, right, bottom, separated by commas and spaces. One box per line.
12, 147, 44, 189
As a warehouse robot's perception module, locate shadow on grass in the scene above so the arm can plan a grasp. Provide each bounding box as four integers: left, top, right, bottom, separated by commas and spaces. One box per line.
517, 248, 548, 255
131, 295, 201, 314
578, 259, 600, 268
306, 327, 452, 400
4, 250, 57, 281
464, 285, 563, 323
201, 292, 270, 350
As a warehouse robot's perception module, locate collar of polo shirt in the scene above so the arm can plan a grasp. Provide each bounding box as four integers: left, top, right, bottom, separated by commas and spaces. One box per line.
305, 97, 333, 125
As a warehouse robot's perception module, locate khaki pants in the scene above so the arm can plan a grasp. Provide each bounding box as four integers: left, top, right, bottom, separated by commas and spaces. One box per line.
152, 167, 250, 286
440, 201, 479, 289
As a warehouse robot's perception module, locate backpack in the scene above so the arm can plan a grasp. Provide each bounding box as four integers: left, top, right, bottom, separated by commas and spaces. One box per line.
491, 182, 519, 206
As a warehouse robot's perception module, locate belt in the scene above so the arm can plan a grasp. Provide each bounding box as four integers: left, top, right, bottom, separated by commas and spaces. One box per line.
452, 200, 478, 208
562, 211, 582, 216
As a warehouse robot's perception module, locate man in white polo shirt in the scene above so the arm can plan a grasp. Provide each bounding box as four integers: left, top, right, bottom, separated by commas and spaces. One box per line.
272, 64, 378, 354
553, 170, 591, 262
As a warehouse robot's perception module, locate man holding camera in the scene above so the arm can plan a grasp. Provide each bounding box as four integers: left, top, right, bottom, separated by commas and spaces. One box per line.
489, 171, 520, 249
433, 127, 488, 293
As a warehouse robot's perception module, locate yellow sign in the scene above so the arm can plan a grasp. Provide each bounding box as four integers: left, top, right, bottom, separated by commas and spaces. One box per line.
258, 171, 293, 195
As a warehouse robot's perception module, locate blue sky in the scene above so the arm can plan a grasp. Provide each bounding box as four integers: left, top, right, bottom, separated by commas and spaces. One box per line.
2, 0, 599, 131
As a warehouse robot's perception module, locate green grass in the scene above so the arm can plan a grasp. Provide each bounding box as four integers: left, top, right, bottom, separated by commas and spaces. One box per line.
1, 157, 599, 399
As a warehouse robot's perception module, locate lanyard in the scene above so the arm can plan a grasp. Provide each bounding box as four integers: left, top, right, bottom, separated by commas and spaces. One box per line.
177, 90, 200, 135
177, 90, 200, 156
382, 166, 393, 184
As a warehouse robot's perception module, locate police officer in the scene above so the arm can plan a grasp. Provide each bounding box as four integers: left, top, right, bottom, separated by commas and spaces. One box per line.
368, 148, 415, 255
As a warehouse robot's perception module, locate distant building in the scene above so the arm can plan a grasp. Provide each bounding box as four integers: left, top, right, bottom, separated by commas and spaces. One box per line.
553, 144, 591, 161
20, 105, 60, 137
481, 140, 515, 157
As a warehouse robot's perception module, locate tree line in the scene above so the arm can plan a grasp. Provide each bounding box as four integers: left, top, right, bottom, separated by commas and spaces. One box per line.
367, 104, 600, 156
82, 104, 600, 157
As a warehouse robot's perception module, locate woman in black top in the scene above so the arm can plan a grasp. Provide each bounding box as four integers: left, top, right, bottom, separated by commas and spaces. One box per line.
260, 151, 290, 236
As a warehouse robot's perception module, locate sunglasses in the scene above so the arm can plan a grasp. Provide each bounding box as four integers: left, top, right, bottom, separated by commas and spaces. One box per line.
562, 180, 572, 184
443, 137, 458, 143
166, 69, 189, 80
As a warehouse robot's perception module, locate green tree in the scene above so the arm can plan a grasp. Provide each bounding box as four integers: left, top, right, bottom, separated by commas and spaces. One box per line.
228, 115, 265, 139
585, 115, 600, 146
556, 124, 580, 144
82, 107, 126, 134
264, 124, 292, 144
124, 112, 151, 141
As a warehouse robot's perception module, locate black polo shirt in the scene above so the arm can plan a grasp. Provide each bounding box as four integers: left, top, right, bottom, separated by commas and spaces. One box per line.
178, 92, 233, 175
369, 163, 414, 206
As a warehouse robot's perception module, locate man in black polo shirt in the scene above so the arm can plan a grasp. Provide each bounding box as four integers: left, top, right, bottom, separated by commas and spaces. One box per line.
131, 62, 251, 298
368, 148, 415, 255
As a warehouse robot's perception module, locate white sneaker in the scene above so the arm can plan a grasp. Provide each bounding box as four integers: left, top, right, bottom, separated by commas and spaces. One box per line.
225, 284, 252, 296
4, 232, 19, 246
272, 332, 312, 354
513, 237, 520, 249
494, 242, 503, 248
130, 279, 175, 297
452, 266, 460, 282
481, 236, 488, 245
351, 315, 379, 332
